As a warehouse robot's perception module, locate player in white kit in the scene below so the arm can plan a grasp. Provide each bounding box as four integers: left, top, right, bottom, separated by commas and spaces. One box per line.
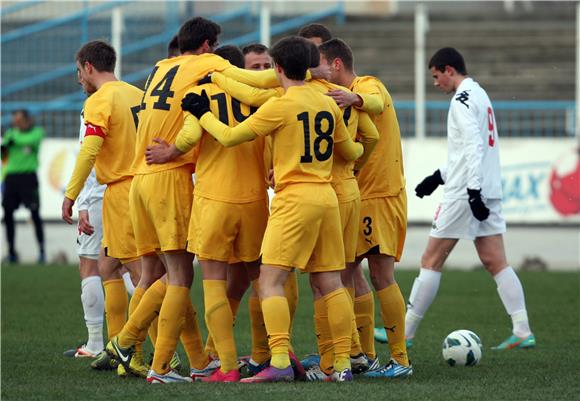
63, 112, 107, 358
64, 112, 135, 359
403, 48, 535, 350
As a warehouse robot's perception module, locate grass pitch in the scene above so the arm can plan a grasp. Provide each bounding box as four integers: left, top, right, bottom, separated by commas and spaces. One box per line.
2, 265, 579, 401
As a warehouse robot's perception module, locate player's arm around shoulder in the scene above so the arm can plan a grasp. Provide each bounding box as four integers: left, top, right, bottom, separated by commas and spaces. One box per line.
353, 111, 379, 171
211, 72, 282, 107
352, 76, 386, 115
331, 101, 363, 162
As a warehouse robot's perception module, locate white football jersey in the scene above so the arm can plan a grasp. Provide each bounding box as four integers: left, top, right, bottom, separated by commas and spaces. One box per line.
440, 78, 502, 200
76, 111, 106, 211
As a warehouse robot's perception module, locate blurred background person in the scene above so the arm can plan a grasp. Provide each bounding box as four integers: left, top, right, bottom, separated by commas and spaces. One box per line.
1, 109, 46, 264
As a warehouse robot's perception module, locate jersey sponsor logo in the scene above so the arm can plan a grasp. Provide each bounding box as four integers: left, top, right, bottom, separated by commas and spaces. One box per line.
455, 90, 470, 108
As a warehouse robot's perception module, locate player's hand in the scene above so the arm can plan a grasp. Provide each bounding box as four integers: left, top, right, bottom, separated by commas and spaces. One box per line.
326, 90, 362, 108
181, 90, 210, 119
467, 189, 490, 221
77, 209, 94, 235
415, 169, 444, 198
61, 197, 75, 225
146, 138, 178, 164
309, 64, 331, 81
268, 169, 275, 188
198, 74, 212, 85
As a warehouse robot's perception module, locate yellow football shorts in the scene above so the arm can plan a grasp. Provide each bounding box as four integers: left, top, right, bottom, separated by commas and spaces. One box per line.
129, 166, 193, 256
356, 190, 407, 262
261, 184, 345, 273
102, 178, 137, 259
188, 196, 269, 263
339, 197, 361, 264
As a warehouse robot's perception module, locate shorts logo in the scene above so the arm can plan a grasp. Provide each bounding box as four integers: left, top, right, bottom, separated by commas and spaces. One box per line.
432, 204, 442, 230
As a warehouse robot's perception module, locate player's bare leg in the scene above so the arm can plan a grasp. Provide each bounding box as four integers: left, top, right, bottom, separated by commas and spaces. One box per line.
475, 235, 534, 349
404, 237, 458, 343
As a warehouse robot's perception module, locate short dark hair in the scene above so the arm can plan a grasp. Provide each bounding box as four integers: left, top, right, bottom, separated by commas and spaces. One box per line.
215, 45, 245, 68
318, 38, 354, 71
12, 109, 30, 120
242, 43, 268, 55
298, 23, 332, 43
428, 47, 467, 75
178, 17, 221, 53
269, 36, 311, 80
306, 41, 320, 68
76, 40, 116, 73
167, 35, 180, 57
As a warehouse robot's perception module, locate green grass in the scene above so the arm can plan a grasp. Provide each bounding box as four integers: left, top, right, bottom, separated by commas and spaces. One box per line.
2, 265, 579, 401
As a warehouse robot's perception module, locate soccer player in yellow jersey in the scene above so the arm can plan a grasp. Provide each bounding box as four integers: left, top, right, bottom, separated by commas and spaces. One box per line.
320, 38, 413, 378
105, 17, 291, 384
207, 43, 380, 378
145, 44, 269, 383
182, 36, 365, 383
60, 40, 146, 372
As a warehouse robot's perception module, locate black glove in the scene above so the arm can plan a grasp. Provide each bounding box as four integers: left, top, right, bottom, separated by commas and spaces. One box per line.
197, 74, 212, 85
467, 189, 490, 221
181, 90, 210, 119
415, 169, 444, 198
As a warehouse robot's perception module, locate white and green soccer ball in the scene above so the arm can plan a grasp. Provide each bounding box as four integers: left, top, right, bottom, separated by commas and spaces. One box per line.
442, 329, 483, 367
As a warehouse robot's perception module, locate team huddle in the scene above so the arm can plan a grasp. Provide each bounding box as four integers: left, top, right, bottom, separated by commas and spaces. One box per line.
62, 17, 535, 384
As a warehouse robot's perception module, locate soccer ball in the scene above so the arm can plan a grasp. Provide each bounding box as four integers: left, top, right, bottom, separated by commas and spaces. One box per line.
442, 329, 483, 367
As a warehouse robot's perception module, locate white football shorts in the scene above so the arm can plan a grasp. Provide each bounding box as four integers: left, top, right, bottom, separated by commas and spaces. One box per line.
77, 200, 103, 260
429, 198, 506, 240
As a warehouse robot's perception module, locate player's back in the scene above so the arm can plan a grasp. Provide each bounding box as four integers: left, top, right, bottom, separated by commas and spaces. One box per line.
191, 83, 267, 203
351, 76, 405, 199
133, 53, 231, 175
84, 80, 143, 184
247, 85, 344, 193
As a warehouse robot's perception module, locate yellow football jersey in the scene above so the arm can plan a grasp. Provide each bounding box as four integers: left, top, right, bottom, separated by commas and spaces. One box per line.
245, 85, 350, 192
83, 80, 143, 184
351, 76, 405, 199
132, 53, 232, 174
188, 83, 267, 203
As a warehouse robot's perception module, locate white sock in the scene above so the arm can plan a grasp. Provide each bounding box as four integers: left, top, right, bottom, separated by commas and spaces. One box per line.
405, 268, 442, 339
122, 271, 135, 296
494, 266, 532, 338
81, 275, 105, 352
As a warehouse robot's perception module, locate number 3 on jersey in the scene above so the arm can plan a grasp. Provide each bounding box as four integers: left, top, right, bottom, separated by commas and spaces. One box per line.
140, 65, 180, 111
297, 111, 334, 163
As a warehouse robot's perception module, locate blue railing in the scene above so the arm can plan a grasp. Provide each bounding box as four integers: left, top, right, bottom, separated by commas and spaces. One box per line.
395, 101, 576, 137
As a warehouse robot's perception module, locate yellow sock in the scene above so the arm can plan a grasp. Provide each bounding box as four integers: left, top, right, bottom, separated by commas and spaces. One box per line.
324, 288, 352, 372
149, 316, 159, 346
261, 296, 291, 369
377, 283, 409, 366
103, 279, 128, 340
151, 285, 189, 374
118, 279, 166, 349
204, 297, 241, 358
181, 298, 209, 370
249, 295, 270, 364
314, 298, 334, 373
354, 292, 376, 360
128, 287, 145, 353
344, 288, 363, 356
203, 280, 238, 373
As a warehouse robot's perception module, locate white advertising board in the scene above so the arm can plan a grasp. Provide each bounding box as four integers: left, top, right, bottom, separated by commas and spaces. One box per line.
404, 138, 580, 224
6, 137, 580, 225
